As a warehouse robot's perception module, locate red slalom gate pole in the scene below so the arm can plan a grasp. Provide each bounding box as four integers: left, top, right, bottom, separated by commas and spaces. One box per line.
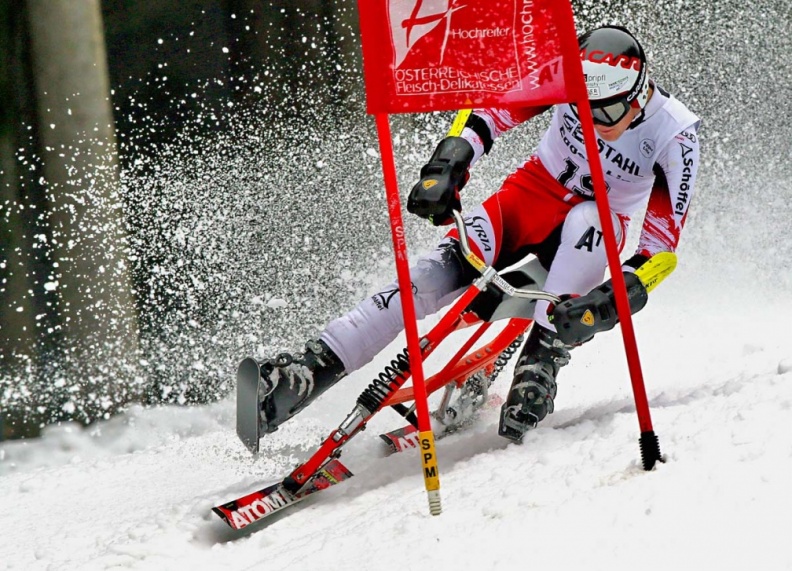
374, 113, 442, 514
573, 99, 663, 470
553, 2, 661, 469
553, 0, 661, 470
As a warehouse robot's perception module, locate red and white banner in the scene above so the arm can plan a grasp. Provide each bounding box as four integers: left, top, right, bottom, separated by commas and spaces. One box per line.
358, 0, 586, 113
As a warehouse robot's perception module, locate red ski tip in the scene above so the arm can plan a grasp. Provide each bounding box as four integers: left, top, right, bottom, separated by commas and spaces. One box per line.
212, 459, 353, 530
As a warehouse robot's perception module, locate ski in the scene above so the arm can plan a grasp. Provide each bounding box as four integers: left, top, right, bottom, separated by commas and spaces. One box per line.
212, 458, 353, 530
380, 424, 421, 454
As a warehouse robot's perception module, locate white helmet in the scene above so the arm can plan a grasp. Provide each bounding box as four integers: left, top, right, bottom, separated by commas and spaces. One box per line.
577, 26, 650, 126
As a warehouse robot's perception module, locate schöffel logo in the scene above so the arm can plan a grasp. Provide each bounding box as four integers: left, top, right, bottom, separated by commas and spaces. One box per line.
372, 287, 400, 310
389, 0, 467, 67
372, 283, 418, 311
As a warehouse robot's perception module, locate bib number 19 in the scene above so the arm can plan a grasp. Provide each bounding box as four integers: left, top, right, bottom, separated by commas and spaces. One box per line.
557, 158, 610, 198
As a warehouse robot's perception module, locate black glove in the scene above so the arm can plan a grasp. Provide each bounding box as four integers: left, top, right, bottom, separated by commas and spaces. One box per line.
549, 272, 649, 346
407, 137, 474, 226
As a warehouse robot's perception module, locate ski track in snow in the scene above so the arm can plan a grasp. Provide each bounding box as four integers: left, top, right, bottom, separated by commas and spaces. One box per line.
2, 271, 791, 571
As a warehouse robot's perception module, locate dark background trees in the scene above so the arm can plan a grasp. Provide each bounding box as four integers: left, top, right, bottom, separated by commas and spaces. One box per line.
0, 0, 363, 439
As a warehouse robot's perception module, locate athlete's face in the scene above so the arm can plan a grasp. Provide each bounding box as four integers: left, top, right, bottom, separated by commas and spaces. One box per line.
594, 104, 641, 142
594, 85, 655, 142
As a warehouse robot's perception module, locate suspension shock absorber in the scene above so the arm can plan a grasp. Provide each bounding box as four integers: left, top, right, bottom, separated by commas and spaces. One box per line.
488, 335, 525, 385
357, 349, 411, 414
333, 349, 412, 442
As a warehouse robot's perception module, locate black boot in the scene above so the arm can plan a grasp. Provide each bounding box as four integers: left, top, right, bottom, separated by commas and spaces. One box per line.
259, 339, 345, 433
498, 325, 571, 442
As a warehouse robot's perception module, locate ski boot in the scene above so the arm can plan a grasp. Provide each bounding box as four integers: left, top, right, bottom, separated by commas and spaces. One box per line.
257, 339, 346, 434
498, 325, 571, 442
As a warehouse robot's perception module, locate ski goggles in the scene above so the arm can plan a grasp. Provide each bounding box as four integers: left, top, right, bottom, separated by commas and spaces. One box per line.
571, 97, 632, 127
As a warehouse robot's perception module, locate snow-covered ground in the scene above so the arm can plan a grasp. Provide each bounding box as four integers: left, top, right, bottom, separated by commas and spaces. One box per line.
2, 261, 791, 570
3, 0, 791, 566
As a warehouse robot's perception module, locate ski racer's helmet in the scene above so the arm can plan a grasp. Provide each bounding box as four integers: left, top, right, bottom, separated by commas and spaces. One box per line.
576, 25, 649, 126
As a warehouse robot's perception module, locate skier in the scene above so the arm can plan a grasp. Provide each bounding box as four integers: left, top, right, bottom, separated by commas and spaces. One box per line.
254, 25, 701, 442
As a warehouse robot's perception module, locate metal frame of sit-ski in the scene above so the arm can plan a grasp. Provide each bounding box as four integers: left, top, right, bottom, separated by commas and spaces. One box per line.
214, 212, 562, 529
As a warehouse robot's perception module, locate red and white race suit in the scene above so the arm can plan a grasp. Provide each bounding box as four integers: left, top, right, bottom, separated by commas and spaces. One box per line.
322, 83, 701, 372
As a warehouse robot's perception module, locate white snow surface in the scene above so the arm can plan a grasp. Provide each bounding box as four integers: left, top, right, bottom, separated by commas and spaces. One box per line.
2, 266, 791, 571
